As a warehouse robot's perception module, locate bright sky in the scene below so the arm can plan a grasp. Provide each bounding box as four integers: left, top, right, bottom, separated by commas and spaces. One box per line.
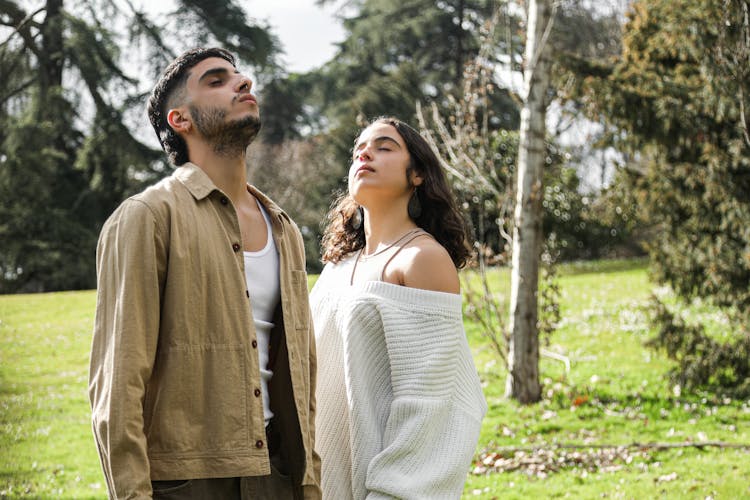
120, 0, 345, 145
247, 0, 345, 73
132, 0, 345, 73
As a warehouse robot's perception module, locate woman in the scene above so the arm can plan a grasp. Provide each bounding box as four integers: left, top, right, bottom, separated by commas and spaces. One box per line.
310, 117, 487, 499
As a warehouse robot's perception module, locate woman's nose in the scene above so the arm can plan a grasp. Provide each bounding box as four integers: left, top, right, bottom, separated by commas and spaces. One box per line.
357, 147, 372, 161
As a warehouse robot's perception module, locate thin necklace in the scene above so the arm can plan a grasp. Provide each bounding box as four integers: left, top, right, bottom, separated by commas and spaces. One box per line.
350, 227, 424, 285
358, 227, 423, 260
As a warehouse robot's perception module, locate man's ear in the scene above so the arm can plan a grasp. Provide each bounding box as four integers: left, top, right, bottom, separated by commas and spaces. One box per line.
167, 108, 191, 134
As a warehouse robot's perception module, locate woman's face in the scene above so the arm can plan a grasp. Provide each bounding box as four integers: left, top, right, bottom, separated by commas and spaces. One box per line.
348, 122, 421, 205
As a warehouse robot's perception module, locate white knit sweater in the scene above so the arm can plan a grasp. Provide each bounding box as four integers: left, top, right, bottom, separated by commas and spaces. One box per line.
311, 255, 487, 500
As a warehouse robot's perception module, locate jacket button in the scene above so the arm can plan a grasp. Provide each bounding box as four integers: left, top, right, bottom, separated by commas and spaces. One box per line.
251, 340, 258, 348
220, 196, 229, 205
255, 440, 264, 449
254, 388, 261, 397
232, 243, 241, 252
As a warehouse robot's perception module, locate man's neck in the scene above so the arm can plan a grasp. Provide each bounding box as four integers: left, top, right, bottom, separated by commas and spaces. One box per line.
190, 150, 249, 203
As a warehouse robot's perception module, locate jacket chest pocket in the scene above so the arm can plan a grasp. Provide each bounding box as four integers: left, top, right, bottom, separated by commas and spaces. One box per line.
288, 270, 310, 332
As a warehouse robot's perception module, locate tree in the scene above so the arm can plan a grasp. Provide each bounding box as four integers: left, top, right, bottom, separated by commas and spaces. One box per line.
0, 0, 278, 292
417, 2, 638, 403
504, 0, 556, 404
575, 0, 750, 394
549, 0, 640, 260
311, 0, 515, 158
417, 11, 519, 371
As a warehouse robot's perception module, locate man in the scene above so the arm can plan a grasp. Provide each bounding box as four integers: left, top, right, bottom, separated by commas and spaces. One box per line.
89, 47, 321, 499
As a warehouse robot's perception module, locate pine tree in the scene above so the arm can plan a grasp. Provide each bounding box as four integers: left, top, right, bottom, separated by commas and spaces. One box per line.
311, 0, 516, 160
576, 0, 750, 393
0, 0, 278, 292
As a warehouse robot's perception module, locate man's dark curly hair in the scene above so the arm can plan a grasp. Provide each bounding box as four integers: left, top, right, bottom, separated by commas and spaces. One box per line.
147, 47, 235, 166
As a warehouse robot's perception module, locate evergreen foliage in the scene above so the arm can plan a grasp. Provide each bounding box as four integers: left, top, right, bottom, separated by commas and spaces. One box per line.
255, 1, 525, 272
0, 0, 278, 292
574, 0, 750, 390
648, 297, 750, 397
0, 91, 93, 292
312, 0, 518, 161
1, 0, 714, 293
608, 0, 748, 321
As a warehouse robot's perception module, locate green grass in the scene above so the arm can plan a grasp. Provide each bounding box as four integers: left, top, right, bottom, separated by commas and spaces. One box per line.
0, 291, 103, 498
463, 259, 750, 499
1, 258, 749, 498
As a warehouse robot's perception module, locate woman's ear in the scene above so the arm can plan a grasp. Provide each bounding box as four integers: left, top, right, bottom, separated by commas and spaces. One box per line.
167, 108, 191, 134
411, 170, 424, 187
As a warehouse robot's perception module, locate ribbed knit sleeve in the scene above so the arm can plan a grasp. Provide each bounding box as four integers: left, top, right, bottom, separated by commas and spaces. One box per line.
360, 284, 487, 500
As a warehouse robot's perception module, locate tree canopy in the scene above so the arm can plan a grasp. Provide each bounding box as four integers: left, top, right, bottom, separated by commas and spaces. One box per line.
588, 0, 749, 320
0, 0, 278, 292
572, 0, 750, 394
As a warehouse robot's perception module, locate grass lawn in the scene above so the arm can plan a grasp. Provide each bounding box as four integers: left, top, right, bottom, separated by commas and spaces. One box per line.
1, 258, 749, 498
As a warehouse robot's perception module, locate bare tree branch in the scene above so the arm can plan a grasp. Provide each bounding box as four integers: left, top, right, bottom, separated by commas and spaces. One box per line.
0, 4, 44, 58
0, 77, 34, 104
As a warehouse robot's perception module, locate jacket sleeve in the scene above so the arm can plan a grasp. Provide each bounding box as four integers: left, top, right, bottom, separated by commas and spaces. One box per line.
364, 305, 487, 500
89, 199, 166, 499
301, 234, 322, 498
303, 313, 323, 499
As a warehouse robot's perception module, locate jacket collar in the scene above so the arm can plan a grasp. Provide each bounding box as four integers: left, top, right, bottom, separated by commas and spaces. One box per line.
174, 162, 215, 200
174, 162, 291, 229
247, 184, 291, 227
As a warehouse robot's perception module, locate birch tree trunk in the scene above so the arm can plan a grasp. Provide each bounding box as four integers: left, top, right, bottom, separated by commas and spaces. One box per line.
506, 0, 554, 403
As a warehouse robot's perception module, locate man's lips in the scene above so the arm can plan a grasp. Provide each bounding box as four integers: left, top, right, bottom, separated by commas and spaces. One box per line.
238, 94, 257, 104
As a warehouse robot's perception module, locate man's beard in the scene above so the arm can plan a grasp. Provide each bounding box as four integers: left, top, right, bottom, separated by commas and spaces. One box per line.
190, 104, 261, 157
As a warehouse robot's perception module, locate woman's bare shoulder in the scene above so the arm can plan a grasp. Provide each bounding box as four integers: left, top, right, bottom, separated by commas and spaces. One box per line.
393, 235, 460, 294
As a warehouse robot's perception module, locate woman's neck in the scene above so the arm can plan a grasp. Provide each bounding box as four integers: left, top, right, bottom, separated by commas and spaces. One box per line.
362, 205, 418, 256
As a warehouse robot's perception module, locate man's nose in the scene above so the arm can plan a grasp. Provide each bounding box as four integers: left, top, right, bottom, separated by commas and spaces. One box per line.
236, 76, 252, 93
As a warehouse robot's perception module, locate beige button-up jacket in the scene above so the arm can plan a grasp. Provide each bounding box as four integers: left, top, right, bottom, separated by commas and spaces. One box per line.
89, 163, 321, 499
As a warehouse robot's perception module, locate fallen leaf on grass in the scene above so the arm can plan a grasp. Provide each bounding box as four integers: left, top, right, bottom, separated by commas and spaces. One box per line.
474, 446, 651, 478
572, 395, 589, 407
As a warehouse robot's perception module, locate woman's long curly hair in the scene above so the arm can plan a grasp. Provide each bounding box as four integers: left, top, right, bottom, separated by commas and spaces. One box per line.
321, 117, 471, 269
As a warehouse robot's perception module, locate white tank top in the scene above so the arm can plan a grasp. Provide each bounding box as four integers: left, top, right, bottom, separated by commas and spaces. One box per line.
244, 200, 280, 425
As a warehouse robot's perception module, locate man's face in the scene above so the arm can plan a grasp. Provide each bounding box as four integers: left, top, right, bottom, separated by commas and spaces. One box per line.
182, 57, 261, 153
